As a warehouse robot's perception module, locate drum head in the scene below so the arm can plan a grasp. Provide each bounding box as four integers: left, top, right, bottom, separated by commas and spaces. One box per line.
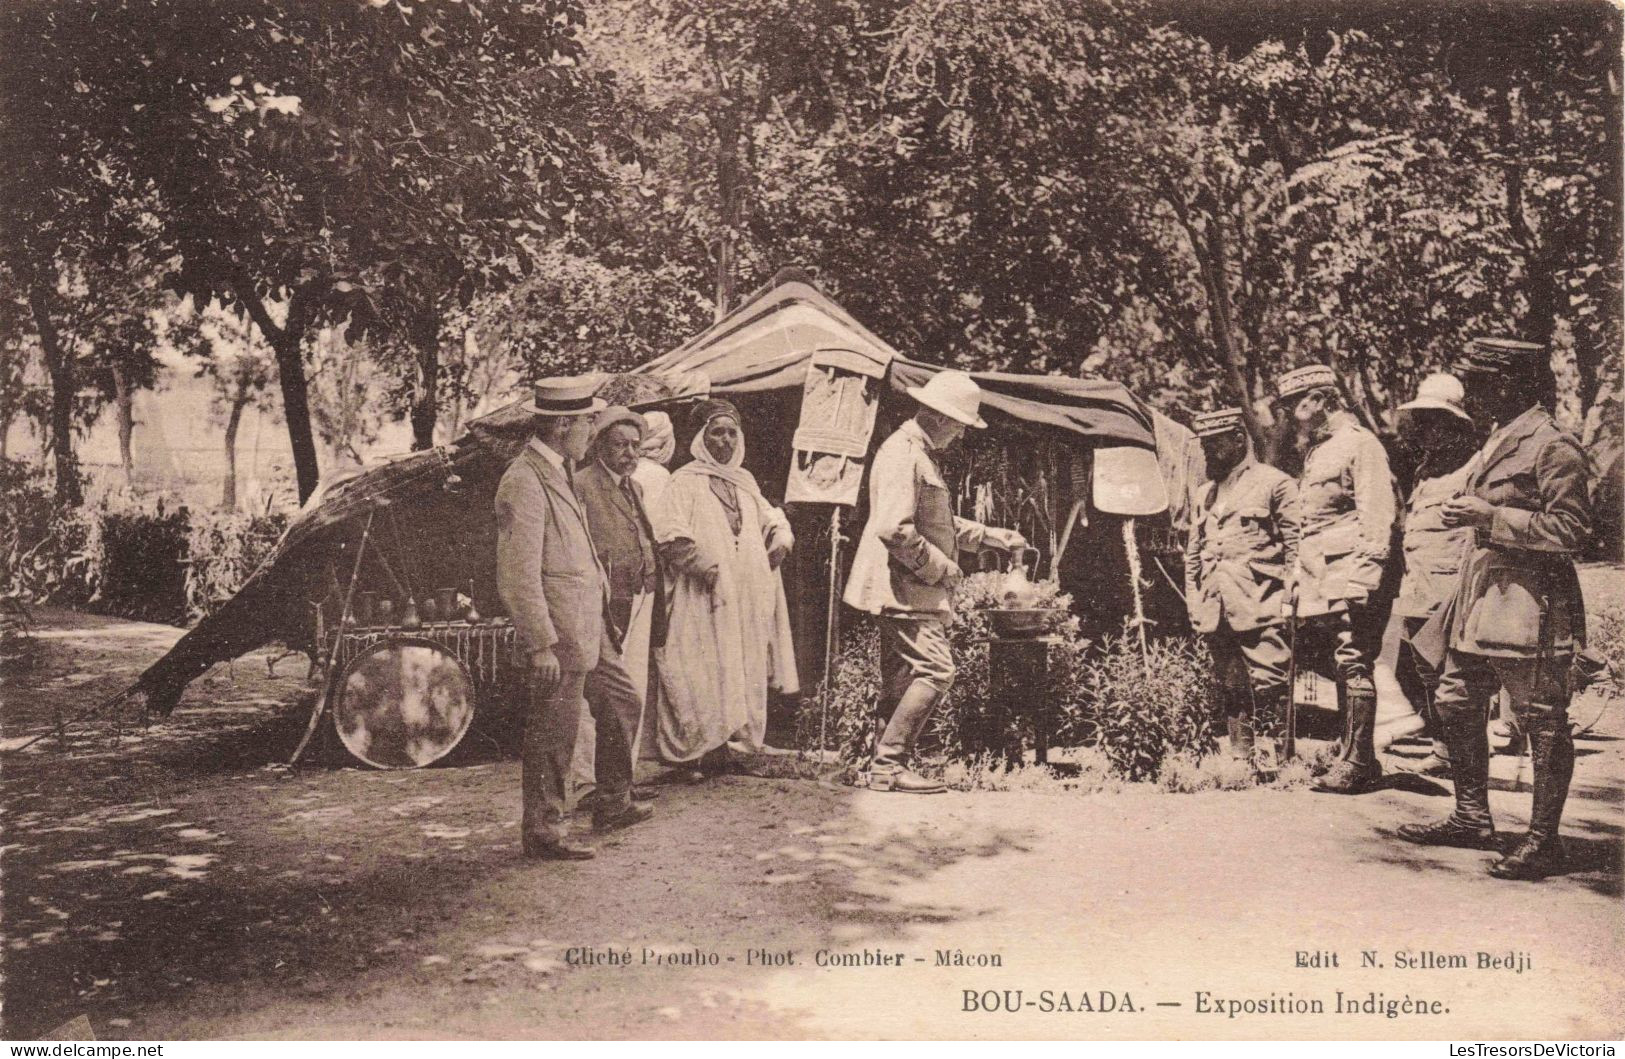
333, 638, 475, 769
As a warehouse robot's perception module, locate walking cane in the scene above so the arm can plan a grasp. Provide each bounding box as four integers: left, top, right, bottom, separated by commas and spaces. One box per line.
1283, 595, 1300, 761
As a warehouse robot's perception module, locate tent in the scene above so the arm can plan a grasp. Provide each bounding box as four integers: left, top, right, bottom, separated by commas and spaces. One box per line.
133, 268, 1200, 721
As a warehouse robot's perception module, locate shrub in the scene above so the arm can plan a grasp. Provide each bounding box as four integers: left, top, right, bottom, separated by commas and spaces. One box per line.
1081, 631, 1219, 783
0, 459, 288, 626
184, 510, 289, 621
0, 459, 99, 606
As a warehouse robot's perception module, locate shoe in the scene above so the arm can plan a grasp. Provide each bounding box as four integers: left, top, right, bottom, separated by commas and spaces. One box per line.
1396, 817, 1497, 849
1488, 833, 1566, 880
592, 800, 655, 833
1313, 758, 1382, 794
1407, 752, 1452, 778
1374, 713, 1427, 751
578, 786, 660, 813
523, 838, 596, 861
867, 767, 945, 794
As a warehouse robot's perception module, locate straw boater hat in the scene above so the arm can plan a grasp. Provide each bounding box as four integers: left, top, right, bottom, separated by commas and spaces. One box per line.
521, 375, 606, 417
1192, 407, 1246, 438
1397, 373, 1471, 422
1274, 363, 1338, 403
907, 370, 987, 429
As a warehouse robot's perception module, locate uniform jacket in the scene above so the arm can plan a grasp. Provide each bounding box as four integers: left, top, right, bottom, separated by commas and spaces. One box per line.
1444, 406, 1591, 659
1184, 458, 1299, 634
1393, 461, 1474, 620
1293, 411, 1396, 618
574, 459, 658, 603
494, 441, 610, 672
844, 418, 990, 621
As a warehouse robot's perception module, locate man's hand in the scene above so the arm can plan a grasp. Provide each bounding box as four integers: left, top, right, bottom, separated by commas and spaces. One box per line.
529, 647, 561, 691
985, 527, 1028, 553
1441, 496, 1494, 531
941, 562, 966, 592
700, 564, 721, 592
766, 542, 790, 571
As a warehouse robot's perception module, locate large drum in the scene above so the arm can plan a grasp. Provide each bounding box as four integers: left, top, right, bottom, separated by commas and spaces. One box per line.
332, 638, 476, 768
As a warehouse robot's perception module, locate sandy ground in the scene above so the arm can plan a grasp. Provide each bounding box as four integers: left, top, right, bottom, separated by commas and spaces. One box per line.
2, 577, 1622, 1041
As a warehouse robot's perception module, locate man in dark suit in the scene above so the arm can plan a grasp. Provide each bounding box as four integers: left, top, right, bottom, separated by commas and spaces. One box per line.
569, 407, 662, 802
1397, 338, 1592, 881
495, 379, 654, 861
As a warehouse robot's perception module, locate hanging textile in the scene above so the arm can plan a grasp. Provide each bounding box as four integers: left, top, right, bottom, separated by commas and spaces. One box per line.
784, 347, 886, 506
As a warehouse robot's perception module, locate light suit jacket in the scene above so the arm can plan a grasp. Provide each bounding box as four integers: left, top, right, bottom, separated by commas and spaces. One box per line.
495, 444, 610, 672
1184, 459, 1299, 634
843, 418, 989, 621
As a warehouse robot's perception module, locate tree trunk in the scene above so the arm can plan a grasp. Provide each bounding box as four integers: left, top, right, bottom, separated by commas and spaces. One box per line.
712, 107, 742, 322
221, 378, 250, 511
234, 279, 321, 504
27, 280, 81, 506
409, 312, 441, 452
112, 362, 134, 486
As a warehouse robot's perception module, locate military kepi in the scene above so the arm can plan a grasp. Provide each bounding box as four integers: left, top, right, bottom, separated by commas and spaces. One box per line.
1193, 407, 1246, 438
1459, 337, 1545, 376
1275, 363, 1337, 402
522, 374, 607, 416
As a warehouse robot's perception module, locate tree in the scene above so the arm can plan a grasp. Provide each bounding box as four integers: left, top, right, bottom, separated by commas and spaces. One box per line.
189, 308, 278, 510
3, 0, 614, 501
307, 327, 387, 477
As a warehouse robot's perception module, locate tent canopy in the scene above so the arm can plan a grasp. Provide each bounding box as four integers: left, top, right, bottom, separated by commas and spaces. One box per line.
632, 268, 1158, 451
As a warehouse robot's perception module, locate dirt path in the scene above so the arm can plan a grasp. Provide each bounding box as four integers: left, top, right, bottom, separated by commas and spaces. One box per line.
3, 603, 1621, 1040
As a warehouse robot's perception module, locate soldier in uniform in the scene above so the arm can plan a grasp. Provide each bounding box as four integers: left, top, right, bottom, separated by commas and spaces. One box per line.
843, 371, 1026, 793
1274, 364, 1398, 794
1183, 407, 1299, 761
1397, 338, 1591, 881
1391, 374, 1479, 776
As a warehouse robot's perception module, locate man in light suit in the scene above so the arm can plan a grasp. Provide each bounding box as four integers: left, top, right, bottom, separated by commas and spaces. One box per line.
843, 370, 1026, 793
569, 406, 662, 804
495, 378, 654, 861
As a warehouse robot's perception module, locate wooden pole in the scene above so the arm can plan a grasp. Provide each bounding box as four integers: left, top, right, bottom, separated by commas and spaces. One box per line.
820, 506, 844, 758
290, 512, 374, 766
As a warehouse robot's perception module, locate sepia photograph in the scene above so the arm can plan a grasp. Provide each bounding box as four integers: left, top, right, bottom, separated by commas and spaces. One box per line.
1, 0, 1621, 1044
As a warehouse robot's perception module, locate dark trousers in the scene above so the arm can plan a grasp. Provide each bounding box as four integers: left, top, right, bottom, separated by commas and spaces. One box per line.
1296, 600, 1387, 695
1206, 621, 1290, 716
522, 632, 641, 844
1399, 614, 1445, 740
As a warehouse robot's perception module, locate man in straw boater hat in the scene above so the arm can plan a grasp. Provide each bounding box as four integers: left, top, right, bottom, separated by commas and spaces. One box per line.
495, 377, 653, 860
843, 370, 1028, 793
1396, 338, 1591, 881
1274, 363, 1398, 794
1389, 373, 1480, 777
1183, 407, 1299, 767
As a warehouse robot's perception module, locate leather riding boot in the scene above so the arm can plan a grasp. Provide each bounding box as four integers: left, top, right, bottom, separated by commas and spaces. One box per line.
1490, 709, 1573, 881
1398, 707, 1495, 848
872, 681, 942, 773
1316, 687, 1381, 794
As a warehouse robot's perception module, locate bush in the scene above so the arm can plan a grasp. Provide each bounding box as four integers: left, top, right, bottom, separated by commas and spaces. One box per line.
0, 459, 287, 626
0, 459, 99, 607
1077, 632, 1219, 783
803, 571, 1231, 787
184, 510, 289, 621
